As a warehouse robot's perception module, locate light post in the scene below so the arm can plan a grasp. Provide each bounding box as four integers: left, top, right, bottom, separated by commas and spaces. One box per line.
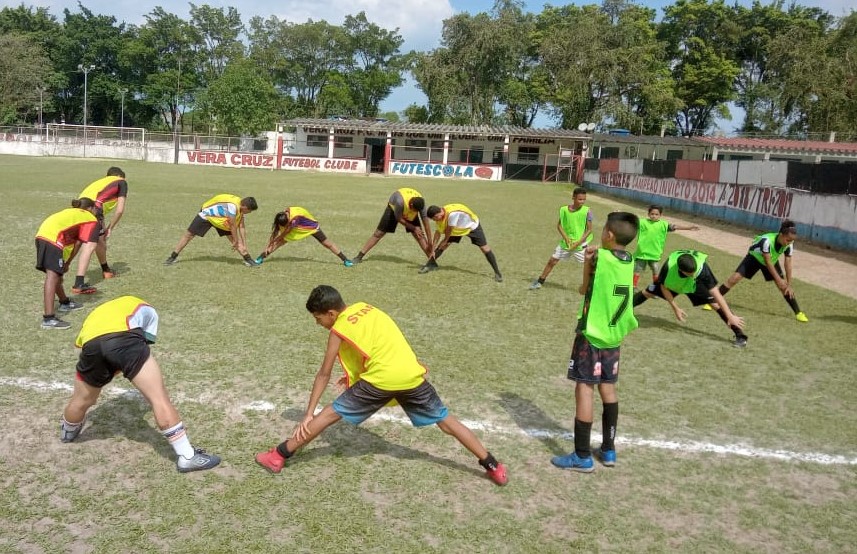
78, 64, 95, 156
119, 88, 128, 139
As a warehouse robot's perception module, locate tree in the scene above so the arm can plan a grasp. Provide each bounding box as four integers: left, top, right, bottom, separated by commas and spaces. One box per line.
205, 58, 280, 135
342, 12, 406, 118
123, 7, 198, 130
658, 0, 741, 135
0, 33, 53, 123
188, 3, 244, 86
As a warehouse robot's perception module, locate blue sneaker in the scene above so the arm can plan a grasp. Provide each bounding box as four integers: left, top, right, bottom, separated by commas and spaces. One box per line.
550, 452, 595, 472
255, 255, 265, 265
344, 260, 354, 267
595, 446, 616, 467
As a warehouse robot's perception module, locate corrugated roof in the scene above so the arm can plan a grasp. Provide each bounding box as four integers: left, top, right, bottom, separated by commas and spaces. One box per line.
283, 118, 591, 139
592, 133, 701, 146
695, 136, 857, 155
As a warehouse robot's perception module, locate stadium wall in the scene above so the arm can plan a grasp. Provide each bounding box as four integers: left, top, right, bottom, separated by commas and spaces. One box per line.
583, 168, 857, 252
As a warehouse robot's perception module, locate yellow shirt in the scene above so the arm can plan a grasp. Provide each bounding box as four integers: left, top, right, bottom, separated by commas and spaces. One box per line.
200, 194, 242, 231
79, 175, 126, 215
392, 188, 424, 221
280, 206, 319, 241
437, 203, 479, 237
331, 302, 426, 391
35, 208, 99, 261
76, 296, 159, 347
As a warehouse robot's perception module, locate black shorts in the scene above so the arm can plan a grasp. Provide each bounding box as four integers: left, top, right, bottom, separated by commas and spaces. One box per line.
446, 224, 487, 247
188, 215, 231, 237
567, 333, 622, 384
734, 254, 783, 281
311, 228, 328, 243
35, 239, 65, 274
377, 206, 420, 234
76, 329, 151, 388
332, 379, 448, 427
644, 283, 714, 307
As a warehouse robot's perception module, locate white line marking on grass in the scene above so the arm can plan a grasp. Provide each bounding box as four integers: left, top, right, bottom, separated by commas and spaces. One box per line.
5, 377, 855, 466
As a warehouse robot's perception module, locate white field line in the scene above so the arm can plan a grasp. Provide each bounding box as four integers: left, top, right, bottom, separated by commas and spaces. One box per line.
5, 376, 855, 466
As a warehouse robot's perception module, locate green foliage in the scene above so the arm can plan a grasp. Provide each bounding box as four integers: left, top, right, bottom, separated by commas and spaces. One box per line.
205, 58, 279, 135
0, 33, 52, 124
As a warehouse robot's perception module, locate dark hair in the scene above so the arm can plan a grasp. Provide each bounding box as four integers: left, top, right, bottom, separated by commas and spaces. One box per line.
779, 220, 797, 234
269, 211, 289, 243
306, 285, 346, 313
72, 197, 96, 210
426, 205, 442, 218
648, 204, 663, 214
409, 197, 425, 212
106, 166, 125, 178
605, 212, 639, 246
677, 253, 697, 274
573, 187, 587, 197
241, 197, 258, 211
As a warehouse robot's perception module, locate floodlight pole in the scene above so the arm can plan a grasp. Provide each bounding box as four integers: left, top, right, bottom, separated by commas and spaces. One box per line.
119, 88, 128, 140
78, 63, 95, 157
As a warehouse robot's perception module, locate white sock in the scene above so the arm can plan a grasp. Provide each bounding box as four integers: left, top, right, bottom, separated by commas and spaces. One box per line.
162, 421, 195, 459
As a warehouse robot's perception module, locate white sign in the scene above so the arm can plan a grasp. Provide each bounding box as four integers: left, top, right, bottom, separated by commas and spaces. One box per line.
389, 161, 501, 180
184, 150, 276, 168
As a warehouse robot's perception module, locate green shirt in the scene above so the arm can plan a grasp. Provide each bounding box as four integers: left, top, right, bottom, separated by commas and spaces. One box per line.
749, 232, 791, 265
635, 218, 670, 261
663, 250, 708, 294
577, 248, 638, 349
558, 205, 590, 251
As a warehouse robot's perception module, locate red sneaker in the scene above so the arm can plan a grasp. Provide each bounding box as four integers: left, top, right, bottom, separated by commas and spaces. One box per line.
486, 462, 508, 486
255, 448, 286, 473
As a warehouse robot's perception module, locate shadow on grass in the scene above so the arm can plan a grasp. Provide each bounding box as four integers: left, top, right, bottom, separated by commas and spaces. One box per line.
78, 392, 174, 462
817, 314, 857, 324
520, 278, 572, 291
171, 255, 246, 266
275, 407, 483, 479
258, 254, 343, 266
497, 392, 569, 456
634, 313, 733, 343
84, 260, 131, 284
360, 254, 422, 267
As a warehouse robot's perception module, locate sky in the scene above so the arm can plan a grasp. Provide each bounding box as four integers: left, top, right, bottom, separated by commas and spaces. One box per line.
2, 0, 853, 132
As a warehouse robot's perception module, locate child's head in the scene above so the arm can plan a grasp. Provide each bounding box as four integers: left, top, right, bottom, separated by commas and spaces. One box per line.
426, 205, 444, 221
677, 253, 698, 276
72, 197, 97, 212
106, 166, 125, 178
240, 197, 258, 214
602, 211, 639, 248
272, 210, 289, 231
572, 187, 587, 208
306, 285, 347, 329
647, 204, 663, 221
779, 220, 798, 243
409, 197, 425, 212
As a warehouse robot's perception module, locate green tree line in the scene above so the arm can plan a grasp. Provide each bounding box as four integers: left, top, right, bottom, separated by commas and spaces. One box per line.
1, 0, 854, 137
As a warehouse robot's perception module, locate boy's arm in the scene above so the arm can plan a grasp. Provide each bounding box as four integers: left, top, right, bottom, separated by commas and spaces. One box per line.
672, 222, 699, 231
658, 284, 687, 322
294, 332, 342, 441
579, 218, 593, 245
708, 287, 745, 329
578, 246, 597, 294
106, 196, 126, 238
782, 255, 795, 298
556, 220, 573, 250
762, 251, 792, 297
436, 226, 453, 252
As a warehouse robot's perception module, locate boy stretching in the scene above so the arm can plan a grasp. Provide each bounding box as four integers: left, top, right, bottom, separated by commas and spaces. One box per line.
256, 285, 508, 486
552, 212, 639, 472
530, 187, 593, 289
633, 204, 699, 289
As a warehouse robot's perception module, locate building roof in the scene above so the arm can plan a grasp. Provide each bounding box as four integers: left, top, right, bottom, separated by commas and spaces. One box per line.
695, 136, 857, 155
284, 118, 591, 139
593, 133, 702, 146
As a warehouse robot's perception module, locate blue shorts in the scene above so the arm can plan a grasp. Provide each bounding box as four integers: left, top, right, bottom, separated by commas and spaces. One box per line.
332, 379, 449, 427
567, 333, 622, 384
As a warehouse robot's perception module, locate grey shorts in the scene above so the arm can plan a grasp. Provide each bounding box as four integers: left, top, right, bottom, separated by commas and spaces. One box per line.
332, 379, 449, 427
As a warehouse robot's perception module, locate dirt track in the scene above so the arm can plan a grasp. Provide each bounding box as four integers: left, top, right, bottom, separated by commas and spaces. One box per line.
590, 192, 857, 301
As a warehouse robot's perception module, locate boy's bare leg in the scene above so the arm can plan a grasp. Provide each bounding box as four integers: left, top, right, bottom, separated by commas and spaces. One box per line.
285, 405, 343, 453
436, 414, 489, 459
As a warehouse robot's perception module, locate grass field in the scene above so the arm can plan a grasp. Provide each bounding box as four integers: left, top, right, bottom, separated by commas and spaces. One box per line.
1, 155, 855, 553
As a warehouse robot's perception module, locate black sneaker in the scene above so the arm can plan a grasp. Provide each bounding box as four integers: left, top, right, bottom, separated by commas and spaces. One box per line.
58, 300, 84, 312
494, 273, 504, 283
163, 256, 178, 266
42, 317, 71, 330
419, 263, 438, 274
176, 448, 221, 473
733, 336, 748, 348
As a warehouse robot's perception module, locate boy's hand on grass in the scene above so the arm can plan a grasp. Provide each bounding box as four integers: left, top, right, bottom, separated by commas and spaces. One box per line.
673, 307, 687, 322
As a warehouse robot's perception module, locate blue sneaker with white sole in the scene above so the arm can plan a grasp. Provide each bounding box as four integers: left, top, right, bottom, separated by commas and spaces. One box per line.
176, 448, 221, 473
595, 446, 616, 467
550, 452, 595, 472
